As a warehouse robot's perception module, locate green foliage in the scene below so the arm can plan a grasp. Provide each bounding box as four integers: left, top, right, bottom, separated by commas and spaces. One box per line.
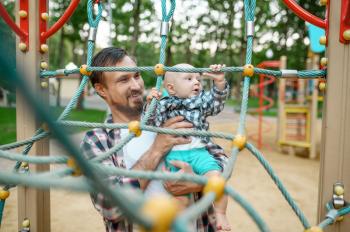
0, 107, 106, 145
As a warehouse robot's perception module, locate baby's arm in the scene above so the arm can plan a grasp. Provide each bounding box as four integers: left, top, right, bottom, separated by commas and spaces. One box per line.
201, 64, 229, 116
145, 87, 162, 110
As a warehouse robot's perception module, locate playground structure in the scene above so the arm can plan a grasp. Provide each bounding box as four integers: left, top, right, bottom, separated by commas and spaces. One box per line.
0, 1, 349, 232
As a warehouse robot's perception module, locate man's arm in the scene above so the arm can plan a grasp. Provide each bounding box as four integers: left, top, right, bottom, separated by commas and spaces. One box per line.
132, 116, 193, 189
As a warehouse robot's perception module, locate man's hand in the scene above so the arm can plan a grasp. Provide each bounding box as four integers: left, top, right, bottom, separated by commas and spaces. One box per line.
203, 64, 226, 91
133, 117, 192, 190
163, 160, 203, 195
151, 116, 193, 156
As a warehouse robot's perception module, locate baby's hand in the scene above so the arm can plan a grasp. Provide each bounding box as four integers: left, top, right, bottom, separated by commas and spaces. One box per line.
203, 64, 226, 90
146, 87, 162, 103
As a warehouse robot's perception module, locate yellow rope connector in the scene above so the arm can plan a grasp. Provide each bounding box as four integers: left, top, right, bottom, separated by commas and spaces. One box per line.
128, 121, 142, 137
80, 64, 92, 76
22, 218, 30, 228
67, 158, 82, 176
203, 175, 226, 201
232, 135, 247, 150
0, 189, 10, 200
20, 162, 29, 169
242, 64, 254, 77
304, 226, 323, 232
141, 195, 179, 232
154, 64, 165, 76
318, 82, 326, 91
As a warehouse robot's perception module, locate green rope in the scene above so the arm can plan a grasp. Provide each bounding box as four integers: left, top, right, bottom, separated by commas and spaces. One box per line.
40, 66, 326, 80
1, 0, 347, 231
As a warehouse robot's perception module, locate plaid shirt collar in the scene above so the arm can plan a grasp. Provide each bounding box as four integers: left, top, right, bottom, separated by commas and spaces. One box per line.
104, 114, 114, 134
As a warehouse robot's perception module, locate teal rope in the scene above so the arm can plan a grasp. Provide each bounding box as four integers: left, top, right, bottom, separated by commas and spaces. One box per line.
0, 200, 4, 226
56, 120, 234, 140
225, 186, 270, 232
0, 131, 49, 150
40, 66, 325, 79
222, 147, 240, 179
173, 193, 216, 232
0, 0, 343, 230
246, 143, 311, 229
0, 149, 67, 164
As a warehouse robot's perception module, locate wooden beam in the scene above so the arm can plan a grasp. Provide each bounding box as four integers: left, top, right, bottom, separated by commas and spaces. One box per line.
318, 0, 350, 231
16, 1, 50, 232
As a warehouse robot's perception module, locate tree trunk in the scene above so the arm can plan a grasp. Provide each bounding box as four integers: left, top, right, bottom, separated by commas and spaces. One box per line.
130, 0, 141, 56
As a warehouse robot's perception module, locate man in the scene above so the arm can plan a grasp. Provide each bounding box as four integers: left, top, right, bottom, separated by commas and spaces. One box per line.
81, 47, 227, 231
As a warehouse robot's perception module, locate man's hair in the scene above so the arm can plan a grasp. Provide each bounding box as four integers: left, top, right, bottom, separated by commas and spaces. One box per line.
90, 47, 127, 87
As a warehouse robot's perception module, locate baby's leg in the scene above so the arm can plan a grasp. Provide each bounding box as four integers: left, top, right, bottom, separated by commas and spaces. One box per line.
205, 171, 231, 231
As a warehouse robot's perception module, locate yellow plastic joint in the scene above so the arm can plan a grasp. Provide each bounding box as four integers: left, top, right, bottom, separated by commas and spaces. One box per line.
203, 175, 226, 201
128, 121, 142, 137
242, 64, 254, 77
141, 195, 179, 232
80, 64, 92, 76
232, 135, 247, 150
0, 189, 10, 200
154, 64, 165, 76
304, 226, 323, 232
67, 158, 82, 176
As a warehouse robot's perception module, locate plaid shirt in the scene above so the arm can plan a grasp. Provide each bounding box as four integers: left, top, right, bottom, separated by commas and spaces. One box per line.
153, 83, 229, 143
81, 115, 227, 232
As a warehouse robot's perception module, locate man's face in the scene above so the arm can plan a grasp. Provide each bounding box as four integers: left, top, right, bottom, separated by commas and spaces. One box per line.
96, 56, 145, 117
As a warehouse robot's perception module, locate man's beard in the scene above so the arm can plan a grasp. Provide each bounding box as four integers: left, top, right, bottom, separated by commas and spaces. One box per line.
119, 90, 144, 116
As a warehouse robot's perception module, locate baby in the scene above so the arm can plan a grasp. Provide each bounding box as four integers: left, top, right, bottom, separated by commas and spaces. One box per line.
146, 63, 231, 231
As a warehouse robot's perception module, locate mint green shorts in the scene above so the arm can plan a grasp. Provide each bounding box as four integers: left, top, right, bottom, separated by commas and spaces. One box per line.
165, 147, 221, 175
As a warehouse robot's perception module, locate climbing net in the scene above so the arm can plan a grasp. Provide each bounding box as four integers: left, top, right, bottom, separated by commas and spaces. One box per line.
0, 0, 349, 231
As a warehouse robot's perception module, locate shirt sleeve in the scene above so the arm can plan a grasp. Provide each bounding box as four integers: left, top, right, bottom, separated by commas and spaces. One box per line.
80, 132, 140, 223
201, 81, 229, 117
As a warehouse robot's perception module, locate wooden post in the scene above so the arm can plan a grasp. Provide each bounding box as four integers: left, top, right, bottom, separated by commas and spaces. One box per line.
277, 56, 287, 144
16, 1, 50, 232
318, 0, 350, 231
309, 55, 319, 159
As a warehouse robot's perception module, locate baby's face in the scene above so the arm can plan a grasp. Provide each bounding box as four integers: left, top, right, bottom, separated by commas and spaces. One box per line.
173, 72, 202, 98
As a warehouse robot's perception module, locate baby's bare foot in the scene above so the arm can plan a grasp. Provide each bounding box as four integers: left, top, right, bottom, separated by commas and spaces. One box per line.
216, 213, 231, 231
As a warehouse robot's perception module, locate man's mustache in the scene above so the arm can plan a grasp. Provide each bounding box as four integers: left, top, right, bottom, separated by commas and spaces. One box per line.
128, 90, 143, 97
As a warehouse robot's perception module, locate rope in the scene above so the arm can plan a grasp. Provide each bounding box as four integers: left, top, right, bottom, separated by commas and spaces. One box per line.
0, 0, 347, 231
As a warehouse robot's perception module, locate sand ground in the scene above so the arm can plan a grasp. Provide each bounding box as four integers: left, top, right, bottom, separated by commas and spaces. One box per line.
1, 108, 322, 231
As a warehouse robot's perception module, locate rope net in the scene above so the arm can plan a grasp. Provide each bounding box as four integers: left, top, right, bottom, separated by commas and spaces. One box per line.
0, 0, 348, 231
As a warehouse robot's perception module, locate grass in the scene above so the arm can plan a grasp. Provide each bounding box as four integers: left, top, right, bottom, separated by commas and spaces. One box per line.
0, 107, 106, 145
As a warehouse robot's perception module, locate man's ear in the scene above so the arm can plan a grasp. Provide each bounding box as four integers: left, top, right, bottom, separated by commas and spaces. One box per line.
166, 83, 176, 95
94, 83, 107, 98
